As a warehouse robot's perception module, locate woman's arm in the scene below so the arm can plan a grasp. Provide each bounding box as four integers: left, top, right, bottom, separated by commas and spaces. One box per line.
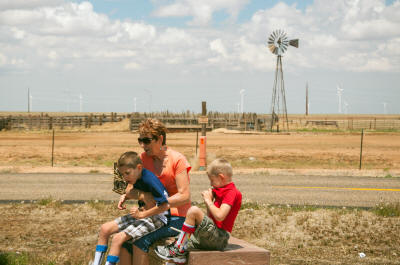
167, 169, 190, 207
130, 202, 169, 219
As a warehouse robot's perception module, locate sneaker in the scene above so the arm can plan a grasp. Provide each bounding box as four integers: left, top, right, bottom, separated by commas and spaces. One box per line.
155, 243, 187, 264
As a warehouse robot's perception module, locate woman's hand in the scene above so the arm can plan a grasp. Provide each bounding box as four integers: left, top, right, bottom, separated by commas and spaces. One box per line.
118, 194, 127, 210
130, 206, 144, 219
138, 191, 156, 209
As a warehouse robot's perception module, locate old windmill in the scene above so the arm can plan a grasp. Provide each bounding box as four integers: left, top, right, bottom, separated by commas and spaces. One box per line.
267, 29, 299, 131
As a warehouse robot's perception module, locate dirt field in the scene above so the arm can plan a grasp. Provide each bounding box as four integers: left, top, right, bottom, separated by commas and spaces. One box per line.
1, 123, 400, 264
0, 124, 399, 174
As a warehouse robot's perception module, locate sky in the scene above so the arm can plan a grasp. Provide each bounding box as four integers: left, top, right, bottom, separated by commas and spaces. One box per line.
0, 0, 399, 114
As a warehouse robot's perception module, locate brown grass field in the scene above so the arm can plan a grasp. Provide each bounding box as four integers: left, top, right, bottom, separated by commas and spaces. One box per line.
1, 118, 400, 264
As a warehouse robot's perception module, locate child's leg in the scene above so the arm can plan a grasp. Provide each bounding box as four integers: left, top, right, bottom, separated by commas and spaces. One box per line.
93, 220, 120, 265
98, 220, 120, 245
103, 231, 132, 265
175, 206, 204, 252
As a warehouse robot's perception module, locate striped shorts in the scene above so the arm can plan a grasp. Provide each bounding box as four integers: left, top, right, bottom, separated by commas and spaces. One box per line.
115, 214, 166, 242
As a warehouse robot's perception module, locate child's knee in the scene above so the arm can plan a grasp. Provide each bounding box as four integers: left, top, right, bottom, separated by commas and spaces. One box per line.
111, 232, 129, 246
187, 206, 201, 216
99, 221, 116, 236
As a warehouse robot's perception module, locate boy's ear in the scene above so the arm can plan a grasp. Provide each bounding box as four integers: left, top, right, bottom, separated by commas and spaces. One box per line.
137, 164, 143, 170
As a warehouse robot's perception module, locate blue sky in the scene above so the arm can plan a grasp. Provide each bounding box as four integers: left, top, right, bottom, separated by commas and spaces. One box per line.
0, 0, 399, 114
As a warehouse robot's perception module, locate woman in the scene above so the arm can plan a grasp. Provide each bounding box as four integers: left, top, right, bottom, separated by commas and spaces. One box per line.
119, 118, 191, 265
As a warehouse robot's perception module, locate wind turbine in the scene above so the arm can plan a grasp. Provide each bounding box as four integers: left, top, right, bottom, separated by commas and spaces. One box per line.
383, 102, 388, 114
79, 93, 83, 112
337, 85, 343, 113
239, 89, 245, 113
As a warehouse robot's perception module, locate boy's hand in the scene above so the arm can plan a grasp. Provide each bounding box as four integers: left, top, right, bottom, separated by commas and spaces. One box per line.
130, 206, 144, 219
118, 194, 127, 210
201, 188, 214, 205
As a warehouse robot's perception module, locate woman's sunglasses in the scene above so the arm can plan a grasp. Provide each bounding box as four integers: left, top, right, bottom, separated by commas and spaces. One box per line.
138, 137, 155, 145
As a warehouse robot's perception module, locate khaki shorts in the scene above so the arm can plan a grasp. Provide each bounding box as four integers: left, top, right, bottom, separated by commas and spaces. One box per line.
186, 215, 230, 251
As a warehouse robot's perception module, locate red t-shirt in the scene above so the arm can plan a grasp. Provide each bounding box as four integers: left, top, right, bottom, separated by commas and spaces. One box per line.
209, 182, 242, 233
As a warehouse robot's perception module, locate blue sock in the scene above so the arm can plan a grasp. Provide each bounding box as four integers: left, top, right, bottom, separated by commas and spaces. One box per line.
105, 255, 119, 265
93, 245, 108, 265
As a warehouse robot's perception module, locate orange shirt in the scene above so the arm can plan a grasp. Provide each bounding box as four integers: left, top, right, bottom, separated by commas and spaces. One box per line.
140, 148, 191, 217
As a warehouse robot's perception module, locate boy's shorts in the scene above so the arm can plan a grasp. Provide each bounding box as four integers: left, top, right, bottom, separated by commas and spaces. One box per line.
186, 215, 230, 251
115, 214, 166, 243
123, 215, 185, 253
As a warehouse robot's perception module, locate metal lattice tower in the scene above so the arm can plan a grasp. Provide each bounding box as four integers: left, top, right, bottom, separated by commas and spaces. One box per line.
267, 29, 299, 131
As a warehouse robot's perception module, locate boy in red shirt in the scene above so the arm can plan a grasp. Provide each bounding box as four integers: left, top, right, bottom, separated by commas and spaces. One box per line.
155, 158, 242, 264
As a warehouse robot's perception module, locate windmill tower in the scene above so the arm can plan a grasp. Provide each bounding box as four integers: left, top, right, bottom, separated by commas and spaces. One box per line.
267, 29, 299, 131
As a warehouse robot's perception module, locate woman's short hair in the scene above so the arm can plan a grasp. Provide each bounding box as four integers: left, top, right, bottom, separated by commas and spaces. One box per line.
138, 118, 167, 145
207, 158, 233, 178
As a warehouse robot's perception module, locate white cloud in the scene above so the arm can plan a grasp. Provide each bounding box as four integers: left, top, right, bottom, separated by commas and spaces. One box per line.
153, 0, 249, 26
210, 39, 228, 58
0, 0, 399, 76
238, 0, 400, 72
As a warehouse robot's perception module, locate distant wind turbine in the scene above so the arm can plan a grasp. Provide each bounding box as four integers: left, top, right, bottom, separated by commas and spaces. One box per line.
383, 102, 388, 114
239, 89, 245, 113
337, 85, 343, 113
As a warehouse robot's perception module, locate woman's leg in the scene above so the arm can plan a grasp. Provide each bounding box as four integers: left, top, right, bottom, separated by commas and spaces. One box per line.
132, 245, 149, 265
118, 247, 132, 265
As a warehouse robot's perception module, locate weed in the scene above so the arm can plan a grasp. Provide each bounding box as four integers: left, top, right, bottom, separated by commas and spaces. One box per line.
384, 174, 393, 178
36, 197, 53, 206
89, 169, 99, 173
0, 252, 28, 265
373, 202, 400, 217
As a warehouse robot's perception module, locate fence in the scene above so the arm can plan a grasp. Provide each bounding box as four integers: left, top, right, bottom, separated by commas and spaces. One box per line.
129, 112, 265, 132
1, 112, 399, 132
0, 113, 125, 131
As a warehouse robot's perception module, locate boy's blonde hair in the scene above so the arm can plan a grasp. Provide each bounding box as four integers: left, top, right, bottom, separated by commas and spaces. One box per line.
117, 151, 142, 169
207, 158, 233, 178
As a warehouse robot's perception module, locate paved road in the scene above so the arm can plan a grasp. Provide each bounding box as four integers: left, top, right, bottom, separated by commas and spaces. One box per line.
1, 173, 400, 207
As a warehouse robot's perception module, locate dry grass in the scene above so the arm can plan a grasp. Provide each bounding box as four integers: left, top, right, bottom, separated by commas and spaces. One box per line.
0, 202, 399, 265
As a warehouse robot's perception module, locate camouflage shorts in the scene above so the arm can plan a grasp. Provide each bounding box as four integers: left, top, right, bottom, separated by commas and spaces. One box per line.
186, 215, 230, 251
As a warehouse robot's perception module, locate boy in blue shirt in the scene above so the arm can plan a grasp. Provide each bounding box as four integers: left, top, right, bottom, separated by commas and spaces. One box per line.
91, 151, 169, 265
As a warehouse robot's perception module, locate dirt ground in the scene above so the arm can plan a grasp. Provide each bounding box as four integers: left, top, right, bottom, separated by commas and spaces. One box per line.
1, 123, 400, 264
0, 124, 399, 174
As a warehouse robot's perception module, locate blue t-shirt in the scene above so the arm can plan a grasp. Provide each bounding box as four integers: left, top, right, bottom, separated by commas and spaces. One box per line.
133, 168, 169, 223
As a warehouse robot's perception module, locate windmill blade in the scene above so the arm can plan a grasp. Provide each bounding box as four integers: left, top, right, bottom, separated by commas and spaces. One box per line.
289, 39, 299, 48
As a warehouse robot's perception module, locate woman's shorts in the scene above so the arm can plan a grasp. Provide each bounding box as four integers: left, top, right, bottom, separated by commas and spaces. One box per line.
186, 215, 230, 251
122, 215, 185, 253
115, 214, 165, 243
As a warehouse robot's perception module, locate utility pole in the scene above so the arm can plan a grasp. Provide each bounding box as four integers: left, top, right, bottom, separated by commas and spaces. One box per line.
28, 88, 31, 112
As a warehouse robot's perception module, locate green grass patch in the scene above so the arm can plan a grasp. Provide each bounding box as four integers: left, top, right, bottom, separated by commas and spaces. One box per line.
36, 197, 54, 206
373, 202, 400, 217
